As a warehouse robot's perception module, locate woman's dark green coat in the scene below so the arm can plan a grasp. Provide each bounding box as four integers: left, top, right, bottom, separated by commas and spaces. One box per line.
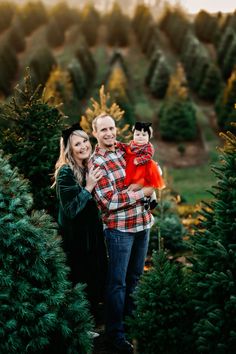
56, 164, 107, 308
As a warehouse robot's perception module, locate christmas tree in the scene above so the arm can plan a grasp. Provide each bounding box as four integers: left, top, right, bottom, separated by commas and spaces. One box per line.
0, 152, 93, 353
190, 123, 236, 353
159, 98, 197, 142
128, 251, 193, 354
150, 56, 170, 98
0, 68, 65, 215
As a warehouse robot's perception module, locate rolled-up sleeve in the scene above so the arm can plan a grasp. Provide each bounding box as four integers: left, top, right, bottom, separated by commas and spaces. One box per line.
94, 167, 144, 212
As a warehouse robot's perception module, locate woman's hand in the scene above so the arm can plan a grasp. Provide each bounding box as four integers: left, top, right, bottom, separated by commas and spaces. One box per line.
85, 166, 103, 193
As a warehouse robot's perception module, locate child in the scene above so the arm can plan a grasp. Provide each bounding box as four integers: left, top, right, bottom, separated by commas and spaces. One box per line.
117, 121, 165, 210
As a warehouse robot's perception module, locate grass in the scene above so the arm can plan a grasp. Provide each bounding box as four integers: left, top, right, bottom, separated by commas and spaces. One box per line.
168, 161, 216, 204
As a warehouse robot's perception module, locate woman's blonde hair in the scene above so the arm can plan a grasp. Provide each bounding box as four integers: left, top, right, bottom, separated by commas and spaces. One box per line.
52, 130, 90, 187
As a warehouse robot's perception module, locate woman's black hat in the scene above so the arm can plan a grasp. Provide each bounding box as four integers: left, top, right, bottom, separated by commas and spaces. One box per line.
62, 123, 83, 147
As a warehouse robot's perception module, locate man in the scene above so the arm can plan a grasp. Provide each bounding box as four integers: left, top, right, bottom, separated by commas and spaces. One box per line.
89, 113, 153, 353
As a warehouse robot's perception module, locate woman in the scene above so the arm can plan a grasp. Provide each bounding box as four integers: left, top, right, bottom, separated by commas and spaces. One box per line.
53, 122, 107, 318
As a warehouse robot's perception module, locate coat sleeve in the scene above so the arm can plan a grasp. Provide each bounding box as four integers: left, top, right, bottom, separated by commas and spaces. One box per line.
56, 165, 92, 219
134, 143, 154, 165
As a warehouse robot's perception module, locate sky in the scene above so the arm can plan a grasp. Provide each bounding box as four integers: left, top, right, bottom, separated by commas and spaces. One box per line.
6, 0, 236, 14
172, 0, 236, 14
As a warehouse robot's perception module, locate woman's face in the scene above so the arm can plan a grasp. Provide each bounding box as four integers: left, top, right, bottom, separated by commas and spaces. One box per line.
70, 134, 92, 164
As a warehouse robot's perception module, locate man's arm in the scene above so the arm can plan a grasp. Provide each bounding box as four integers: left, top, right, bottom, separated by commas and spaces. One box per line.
115, 140, 128, 152
93, 167, 144, 212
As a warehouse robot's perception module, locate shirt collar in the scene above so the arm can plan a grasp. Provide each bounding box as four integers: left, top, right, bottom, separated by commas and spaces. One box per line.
94, 144, 118, 157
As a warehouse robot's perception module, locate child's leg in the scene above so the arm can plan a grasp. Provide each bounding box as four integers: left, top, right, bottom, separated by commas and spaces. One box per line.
150, 191, 158, 210
144, 191, 158, 210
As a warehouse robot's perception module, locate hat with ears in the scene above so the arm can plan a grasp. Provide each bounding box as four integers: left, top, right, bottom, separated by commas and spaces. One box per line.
133, 122, 153, 138
62, 123, 83, 147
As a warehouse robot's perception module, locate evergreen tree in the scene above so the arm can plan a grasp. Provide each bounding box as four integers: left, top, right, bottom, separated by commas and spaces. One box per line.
0, 40, 18, 97
150, 56, 170, 98
75, 42, 96, 86
145, 49, 162, 87
80, 3, 100, 46
49, 1, 73, 33
67, 58, 87, 99
199, 62, 222, 100
166, 62, 188, 99
0, 68, 65, 215
181, 33, 199, 84
46, 17, 65, 48
109, 51, 129, 79
0, 152, 93, 353
150, 187, 187, 253
44, 66, 73, 106
181, 32, 213, 96
19, 1, 48, 35
140, 22, 155, 54
107, 66, 128, 101
217, 27, 235, 68
159, 98, 197, 141
215, 68, 236, 130
222, 38, 236, 79
192, 55, 209, 92
106, 65, 134, 128
159, 8, 190, 53
189, 125, 236, 353
128, 251, 194, 354
146, 28, 160, 58
0, 1, 15, 33
106, 2, 130, 47
133, 4, 152, 42
6, 20, 26, 53
44, 65, 83, 123
28, 46, 56, 88
194, 10, 220, 43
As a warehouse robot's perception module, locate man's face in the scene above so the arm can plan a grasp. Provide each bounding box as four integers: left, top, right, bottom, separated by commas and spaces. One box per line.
93, 116, 117, 150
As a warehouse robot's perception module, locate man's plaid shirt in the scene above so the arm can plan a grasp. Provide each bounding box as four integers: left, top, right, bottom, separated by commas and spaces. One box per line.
89, 145, 153, 232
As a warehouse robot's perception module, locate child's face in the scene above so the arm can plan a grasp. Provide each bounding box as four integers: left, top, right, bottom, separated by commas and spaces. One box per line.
133, 129, 149, 145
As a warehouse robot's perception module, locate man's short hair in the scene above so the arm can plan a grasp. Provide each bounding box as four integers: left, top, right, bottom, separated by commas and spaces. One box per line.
92, 112, 115, 131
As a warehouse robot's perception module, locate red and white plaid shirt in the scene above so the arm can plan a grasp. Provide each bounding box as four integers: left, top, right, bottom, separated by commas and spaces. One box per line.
117, 141, 154, 165
89, 145, 153, 232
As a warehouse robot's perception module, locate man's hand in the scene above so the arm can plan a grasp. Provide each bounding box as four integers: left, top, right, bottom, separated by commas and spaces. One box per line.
142, 187, 154, 197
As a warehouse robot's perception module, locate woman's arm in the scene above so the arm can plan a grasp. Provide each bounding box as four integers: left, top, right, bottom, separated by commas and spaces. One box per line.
56, 165, 92, 219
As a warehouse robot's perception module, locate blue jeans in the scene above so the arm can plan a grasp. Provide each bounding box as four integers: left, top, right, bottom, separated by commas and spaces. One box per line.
104, 228, 150, 339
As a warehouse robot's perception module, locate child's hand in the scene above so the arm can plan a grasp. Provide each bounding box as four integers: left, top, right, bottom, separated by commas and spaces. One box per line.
143, 187, 154, 197
134, 158, 138, 165
127, 183, 143, 191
